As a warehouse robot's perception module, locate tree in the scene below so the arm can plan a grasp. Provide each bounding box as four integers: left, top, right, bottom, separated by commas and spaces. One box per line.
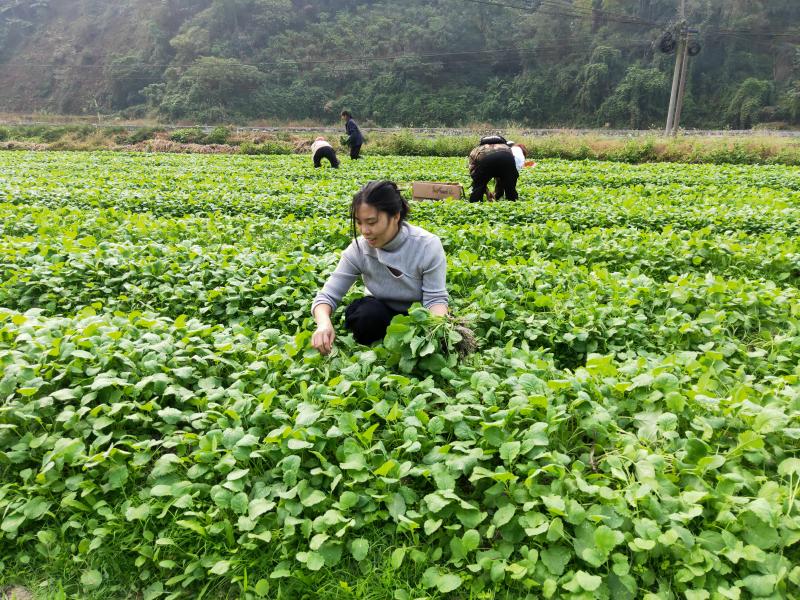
158, 57, 266, 120
785, 82, 800, 123
576, 46, 622, 112
725, 78, 773, 128
106, 55, 160, 109
599, 65, 667, 128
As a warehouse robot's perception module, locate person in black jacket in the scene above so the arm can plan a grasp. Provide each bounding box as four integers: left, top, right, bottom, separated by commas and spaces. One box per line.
341, 110, 364, 159
467, 135, 519, 202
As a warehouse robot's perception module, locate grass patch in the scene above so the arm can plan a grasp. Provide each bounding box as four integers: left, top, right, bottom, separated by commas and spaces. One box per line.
0, 123, 797, 164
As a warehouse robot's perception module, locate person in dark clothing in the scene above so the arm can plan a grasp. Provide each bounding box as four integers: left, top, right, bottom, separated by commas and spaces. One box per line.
467, 137, 519, 202
343, 297, 406, 345
311, 137, 339, 168
341, 110, 364, 159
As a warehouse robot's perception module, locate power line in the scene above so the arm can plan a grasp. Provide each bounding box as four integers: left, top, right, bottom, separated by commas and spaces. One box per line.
707, 26, 800, 37
454, 0, 797, 38
1, 47, 578, 69
706, 28, 800, 42
11, 39, 653, 83
451, 0, 663, 27
539, 0, 662, 27
1, 39, 651, 72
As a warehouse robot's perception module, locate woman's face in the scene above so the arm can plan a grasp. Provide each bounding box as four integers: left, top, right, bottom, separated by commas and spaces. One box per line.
355, 203, 400, 249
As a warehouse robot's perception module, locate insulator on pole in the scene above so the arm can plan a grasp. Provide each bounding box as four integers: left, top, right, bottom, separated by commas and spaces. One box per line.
659, 31, 677, 54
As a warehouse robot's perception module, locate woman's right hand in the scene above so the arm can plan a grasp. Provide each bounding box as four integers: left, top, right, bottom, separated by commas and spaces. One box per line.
312, 322, 336, 355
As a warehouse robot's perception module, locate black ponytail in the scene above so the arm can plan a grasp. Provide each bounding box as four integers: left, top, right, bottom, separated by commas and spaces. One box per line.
349, 180, 410, 242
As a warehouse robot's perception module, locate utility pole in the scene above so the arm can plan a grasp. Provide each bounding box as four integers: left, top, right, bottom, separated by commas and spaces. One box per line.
671, 27, 691, 135
664, 0, 687, 136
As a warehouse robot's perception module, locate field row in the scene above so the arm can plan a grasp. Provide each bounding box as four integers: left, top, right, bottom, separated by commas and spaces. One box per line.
3, 152, 799, 190
0, 214, 798, 377
2, 154, 800, 235
1, 202, 799, 281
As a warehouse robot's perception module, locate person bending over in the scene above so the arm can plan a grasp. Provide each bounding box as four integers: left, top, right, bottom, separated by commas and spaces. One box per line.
311, 137, 339, 168
468, 135, 519, 202
311, 180, 449, 354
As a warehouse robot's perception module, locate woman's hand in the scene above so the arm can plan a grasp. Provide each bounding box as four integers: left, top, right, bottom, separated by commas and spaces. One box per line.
429, 304, 449, 317
312, 304, 336, 355
312, 322, 336, 355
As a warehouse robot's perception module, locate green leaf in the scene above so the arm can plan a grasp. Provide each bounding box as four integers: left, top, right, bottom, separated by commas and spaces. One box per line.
227, 468, 250, 481
424, 493, 450, 513
125, 503, 151, 521
422, 567, 463, 593
541, 545, 570, 576
778, 457, 800, 476
339, 491, 359, 509
391, 547, 406, 569
594, 525, 624, 555
143, 581, 164, 600
81, 570, 103, 588
210, 560, 230, 575
287, 438, 313, 450
684, 438, 709, 464
374, 459, 396, 476
424, 518, 443, 535
176, 519, 206, 535
1, 512, 25, 534
300, 489, 327, 507
306, 551, 325, 571
270, 561, 292, 578
542, 495, 566, 515
746, 498, 773, 523
462, 529, 480, 552
249, 498, 275, 519
23, 497, 51, 520
493, 504, 516, 527
254, 579, 270, 596
230, 492, 249, 514
387, 493, 406, 519
740, 573, 776, 596
350, 538, 369, 562
435, 573, 462, 593
106, 465, 129, 489
575, 570, 602, 591
500, 441, 521, 463
295, 403, 321, 426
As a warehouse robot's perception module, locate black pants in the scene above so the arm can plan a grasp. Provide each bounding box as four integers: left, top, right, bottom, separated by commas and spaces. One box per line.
344, 297, 406, 345
313, 146, 339, 168
469, 152, 519, 202
350, 144, 362, 160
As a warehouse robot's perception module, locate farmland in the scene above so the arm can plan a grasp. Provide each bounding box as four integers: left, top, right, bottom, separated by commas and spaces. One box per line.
1, 151, 800, 599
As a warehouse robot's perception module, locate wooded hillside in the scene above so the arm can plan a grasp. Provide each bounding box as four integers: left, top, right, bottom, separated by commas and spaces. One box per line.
0, 0, 797, 127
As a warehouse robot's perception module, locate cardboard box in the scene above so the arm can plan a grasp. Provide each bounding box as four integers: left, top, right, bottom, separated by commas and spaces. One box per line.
411, 181, 463, 201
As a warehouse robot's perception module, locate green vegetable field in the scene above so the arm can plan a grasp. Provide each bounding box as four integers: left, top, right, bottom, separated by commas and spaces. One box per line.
1, 152, 799, 599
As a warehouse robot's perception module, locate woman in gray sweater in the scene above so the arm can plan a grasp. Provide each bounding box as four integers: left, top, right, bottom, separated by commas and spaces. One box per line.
311, 181, 449, 355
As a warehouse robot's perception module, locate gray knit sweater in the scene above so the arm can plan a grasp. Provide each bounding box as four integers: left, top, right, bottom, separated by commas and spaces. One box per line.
312, 223, 449, 313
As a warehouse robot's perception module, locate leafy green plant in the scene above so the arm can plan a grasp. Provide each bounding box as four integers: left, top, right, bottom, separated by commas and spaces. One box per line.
238, 141, 293, 155
117, 126, 165, 144
168, 127, 206, 144
382, 306, 476, 375
205, 126, 231, 145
